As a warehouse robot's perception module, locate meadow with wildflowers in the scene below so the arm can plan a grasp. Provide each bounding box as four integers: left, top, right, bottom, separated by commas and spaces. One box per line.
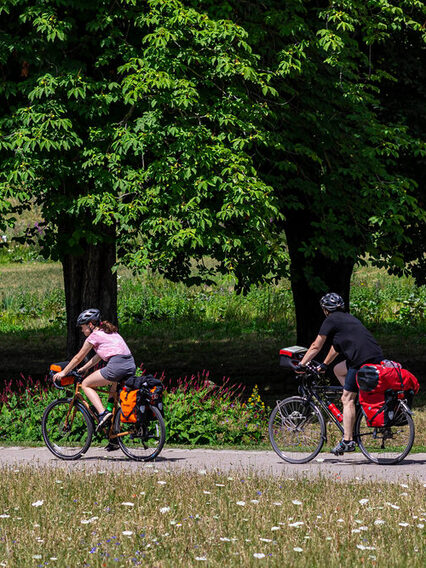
0, 468, 424, 567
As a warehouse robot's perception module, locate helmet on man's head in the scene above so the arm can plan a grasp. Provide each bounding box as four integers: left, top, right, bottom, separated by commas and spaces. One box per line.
320, 293, 345, 312
76, 308, 101, 327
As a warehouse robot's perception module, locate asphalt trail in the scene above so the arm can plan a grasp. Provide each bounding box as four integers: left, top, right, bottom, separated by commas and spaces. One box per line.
1, 447, 425, 482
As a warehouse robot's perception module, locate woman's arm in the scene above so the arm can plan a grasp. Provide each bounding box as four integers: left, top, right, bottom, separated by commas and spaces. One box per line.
53, 341, 93, 380
78, 354, 102, 374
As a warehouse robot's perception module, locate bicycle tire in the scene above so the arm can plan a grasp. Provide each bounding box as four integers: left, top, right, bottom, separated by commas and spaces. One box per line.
113, 405, 166, 461
354, 406, 415, 465
268, 396, 325, 464
41, 398, 93, 460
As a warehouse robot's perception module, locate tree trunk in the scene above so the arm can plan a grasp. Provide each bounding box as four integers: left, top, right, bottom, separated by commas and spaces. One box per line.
61, 226, 118, 357
285, 219, 355, 347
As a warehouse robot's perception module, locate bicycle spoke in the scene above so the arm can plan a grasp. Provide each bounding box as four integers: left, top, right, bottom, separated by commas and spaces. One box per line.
42, 399, 93, 460
355, 408, 414, 465
269, 397, 325, 464
114, 406, 165, 461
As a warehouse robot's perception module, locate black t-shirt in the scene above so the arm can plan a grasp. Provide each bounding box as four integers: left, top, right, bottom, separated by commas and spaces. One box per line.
318, 311, 383, 368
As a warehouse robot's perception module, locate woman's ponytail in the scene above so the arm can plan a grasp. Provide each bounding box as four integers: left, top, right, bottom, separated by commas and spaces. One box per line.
99, 320, 118, 334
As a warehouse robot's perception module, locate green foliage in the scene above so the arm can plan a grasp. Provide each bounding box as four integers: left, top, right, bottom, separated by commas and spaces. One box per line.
117, 272, 294, 332
0, 0, 284, 291
350, 280, 426, 327
0, 287, 66, 332
0, 373, 269, 446
1, 0, 425, 346
1, 260, 424, 335
0, 376, 53, 443
163, 376, 268, 445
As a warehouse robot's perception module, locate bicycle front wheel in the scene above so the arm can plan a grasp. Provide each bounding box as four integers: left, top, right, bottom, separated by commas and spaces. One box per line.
355, 407, 415, 465
41, 398, 93, 460
114, 406, 166, 461
268, 396, 325, 464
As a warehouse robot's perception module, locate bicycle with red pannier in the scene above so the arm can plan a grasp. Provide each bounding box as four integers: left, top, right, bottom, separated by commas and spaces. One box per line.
268, 346, 419, 465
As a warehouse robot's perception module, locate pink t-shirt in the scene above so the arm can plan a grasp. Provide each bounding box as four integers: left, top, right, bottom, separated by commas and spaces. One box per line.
85, 330, 131, 361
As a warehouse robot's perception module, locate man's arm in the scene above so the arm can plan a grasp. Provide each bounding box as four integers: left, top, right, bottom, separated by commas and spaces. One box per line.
323, 345, 339, 366
300, 335, 327, 366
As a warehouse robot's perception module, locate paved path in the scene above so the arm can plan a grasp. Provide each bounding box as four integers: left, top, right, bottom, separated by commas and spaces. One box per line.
0, 447, 424, 482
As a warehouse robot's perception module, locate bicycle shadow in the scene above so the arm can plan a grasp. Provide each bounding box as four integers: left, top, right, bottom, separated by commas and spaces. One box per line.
67, 454, 185, 463
309, 455, 426, 466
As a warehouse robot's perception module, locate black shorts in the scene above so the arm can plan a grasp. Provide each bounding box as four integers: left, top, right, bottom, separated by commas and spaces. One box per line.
100, 355, 136, 382
344, 358, 383, 392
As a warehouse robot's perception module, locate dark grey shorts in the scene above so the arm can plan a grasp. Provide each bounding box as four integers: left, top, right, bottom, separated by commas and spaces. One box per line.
100, 355, 136, 383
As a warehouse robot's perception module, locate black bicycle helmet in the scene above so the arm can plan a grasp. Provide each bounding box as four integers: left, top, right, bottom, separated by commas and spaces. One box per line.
320, 293, 345, 312
76, 308, 101, 327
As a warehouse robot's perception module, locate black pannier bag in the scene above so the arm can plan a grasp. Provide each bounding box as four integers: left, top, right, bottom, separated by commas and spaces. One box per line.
279, 346, 307, 369
123, 374, 164, 422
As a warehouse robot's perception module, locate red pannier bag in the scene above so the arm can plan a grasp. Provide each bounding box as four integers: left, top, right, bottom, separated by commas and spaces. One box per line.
356, 360, 419, 427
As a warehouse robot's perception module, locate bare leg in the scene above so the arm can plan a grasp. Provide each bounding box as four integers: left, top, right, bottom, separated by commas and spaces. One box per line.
333, 360, 347, 386
341, 390, 357, 440
81, 370, 112, 414
333, 361, 357, 440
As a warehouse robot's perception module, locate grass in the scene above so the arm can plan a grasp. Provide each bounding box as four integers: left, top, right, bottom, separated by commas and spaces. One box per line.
0, 468, 424, 567
0, 259, 424, 432
1, 261, 424, 338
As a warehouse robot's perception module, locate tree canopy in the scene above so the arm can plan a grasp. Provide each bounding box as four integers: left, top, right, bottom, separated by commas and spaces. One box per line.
0, 0, 284, 289
1, 0, 425, 347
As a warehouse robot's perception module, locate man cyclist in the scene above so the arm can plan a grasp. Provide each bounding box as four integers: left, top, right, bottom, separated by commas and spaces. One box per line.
296, 293, 383, 455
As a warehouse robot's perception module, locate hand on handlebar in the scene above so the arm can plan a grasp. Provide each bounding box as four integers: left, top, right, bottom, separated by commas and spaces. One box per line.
52, 371, 65, 383
295, 361, 326, 375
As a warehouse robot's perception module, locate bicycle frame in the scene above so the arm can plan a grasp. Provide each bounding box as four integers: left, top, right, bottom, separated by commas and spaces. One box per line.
300, 382, 345, 436
62, 382, 132, 441
283, 365, 349, 440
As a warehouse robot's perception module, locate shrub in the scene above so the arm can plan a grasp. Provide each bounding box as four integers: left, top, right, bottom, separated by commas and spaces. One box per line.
0, 375, 55, 443
0, 372, 269, 446
163, 373, 269, 445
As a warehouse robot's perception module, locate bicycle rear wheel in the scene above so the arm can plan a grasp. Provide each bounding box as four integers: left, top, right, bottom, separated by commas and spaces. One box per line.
355, 406, 415, 465
268, 396, 325, 463
42, 398, 93, 460
114, 406, 166, 461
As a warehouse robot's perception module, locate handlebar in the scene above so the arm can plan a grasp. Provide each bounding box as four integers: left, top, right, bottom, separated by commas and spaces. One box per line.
50, 369, 83, 390
295, 360, 323, 378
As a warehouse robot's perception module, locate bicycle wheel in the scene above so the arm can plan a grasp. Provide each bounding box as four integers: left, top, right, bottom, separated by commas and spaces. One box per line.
268, 396, 325, 464
42, 398, 93, 460
355, 406, 415, 465
114, 406, 166, 461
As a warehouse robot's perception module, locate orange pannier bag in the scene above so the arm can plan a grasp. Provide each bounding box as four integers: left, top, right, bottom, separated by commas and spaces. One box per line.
119, 388, 138, 423
50, 362, 75, 386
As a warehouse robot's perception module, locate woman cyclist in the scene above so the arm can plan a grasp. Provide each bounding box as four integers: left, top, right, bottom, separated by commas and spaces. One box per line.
296, 293, 383, 455
52, 309, 136, 446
